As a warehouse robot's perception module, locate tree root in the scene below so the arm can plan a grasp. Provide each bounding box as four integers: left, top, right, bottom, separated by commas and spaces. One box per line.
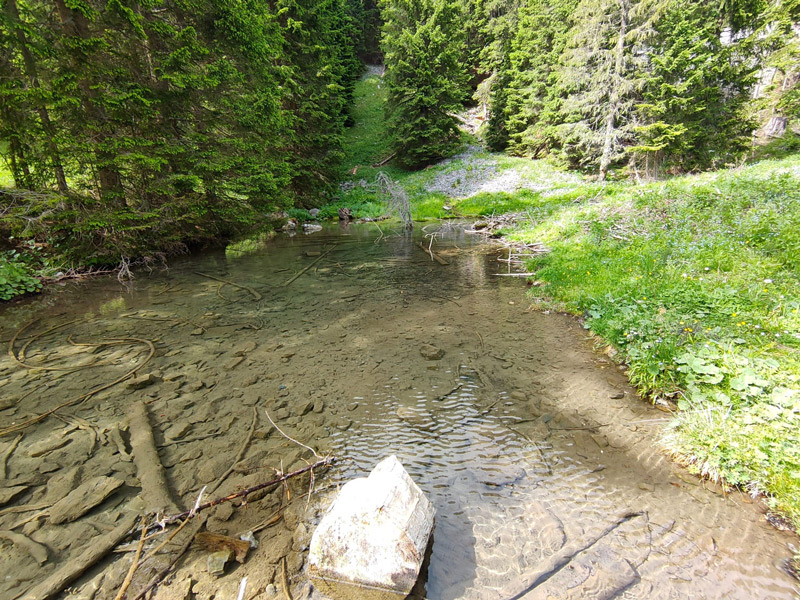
194, 272, 262, 301
0, 336, 155, 437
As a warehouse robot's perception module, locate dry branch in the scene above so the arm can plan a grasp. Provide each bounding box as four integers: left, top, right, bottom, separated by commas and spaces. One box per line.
194, 272, 262, 301
501, 511, 645, 600
282, 246, 336, 287
417, 242, 449, 265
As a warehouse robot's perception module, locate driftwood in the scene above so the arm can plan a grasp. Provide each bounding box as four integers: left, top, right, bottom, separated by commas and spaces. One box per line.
501, 511, 645, 600
1, 434, 23, 479
19, 513, 138, 600
282, 246, 336, 287
128, 400, 180, 514
417, 242, 449, 266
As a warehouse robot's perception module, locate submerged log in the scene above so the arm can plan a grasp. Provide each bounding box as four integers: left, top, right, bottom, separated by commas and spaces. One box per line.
308, 455, 435, 600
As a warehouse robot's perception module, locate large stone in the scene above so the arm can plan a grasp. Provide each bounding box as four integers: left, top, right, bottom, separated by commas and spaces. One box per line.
308, 455, 435, 600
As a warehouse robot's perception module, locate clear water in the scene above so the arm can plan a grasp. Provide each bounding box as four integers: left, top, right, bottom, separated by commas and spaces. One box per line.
0, 223, 796, 600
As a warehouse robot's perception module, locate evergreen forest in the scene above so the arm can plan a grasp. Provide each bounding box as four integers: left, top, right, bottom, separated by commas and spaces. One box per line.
2, 0, 800, 561
1, 0, 798, 275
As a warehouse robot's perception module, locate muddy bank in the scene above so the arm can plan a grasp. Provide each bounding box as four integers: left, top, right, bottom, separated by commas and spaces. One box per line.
0, 223, 797, 600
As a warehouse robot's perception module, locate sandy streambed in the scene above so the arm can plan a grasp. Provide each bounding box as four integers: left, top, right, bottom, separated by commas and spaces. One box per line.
0, 223, 797, 600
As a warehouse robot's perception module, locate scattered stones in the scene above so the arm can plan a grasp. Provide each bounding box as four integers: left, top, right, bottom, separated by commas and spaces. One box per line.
299, 400, 315, 416
126, 373, 161, 390
347, 401, 359, 411
335, 417, 352, 431
510, 390, 527, 401
638, 482, 655, 492
610, 390, 625, 399
419, 344, 445, 361
306, 251, 321, 257
190, 328, 204, 336
313, 400, 325, 414
49, 476, 124, 524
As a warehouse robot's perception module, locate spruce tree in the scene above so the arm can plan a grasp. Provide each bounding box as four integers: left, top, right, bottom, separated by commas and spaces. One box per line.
381, 0, 467, 168
631, 0, 756, 176
500, 0, 577, 156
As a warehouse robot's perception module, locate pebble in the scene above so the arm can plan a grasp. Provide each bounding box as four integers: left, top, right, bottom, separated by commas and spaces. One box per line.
637, 482, 655, 492
313, 400, 325, 413
335, 417, 352, 431
190, 328, 204, 336
165, 422, 192, 441
126, 373, 161, 390
510, 391, 526, 401
224, 356, 244, 370
347, 401, 359, 411
419, 343, 445, 360
299, 400, 315, 416
609, 390, 625, 399
207, 549, 234, 576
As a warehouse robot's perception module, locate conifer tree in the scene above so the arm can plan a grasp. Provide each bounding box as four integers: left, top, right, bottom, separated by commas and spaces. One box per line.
631, 0, 756, 176
500, 0, 577, 156
381, 0, 467, 167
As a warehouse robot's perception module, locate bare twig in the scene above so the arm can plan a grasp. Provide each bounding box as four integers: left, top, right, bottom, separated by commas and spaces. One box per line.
113, 516, 148, 600
264, 409, 321, 460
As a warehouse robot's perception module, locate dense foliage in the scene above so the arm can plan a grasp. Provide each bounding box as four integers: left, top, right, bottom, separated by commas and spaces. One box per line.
0, 0, 362, 263
378, 0, 798, 177
380, 0, 468, 167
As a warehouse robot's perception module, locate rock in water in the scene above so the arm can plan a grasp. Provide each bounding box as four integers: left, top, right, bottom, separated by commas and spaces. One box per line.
49, 476, 124, 524
308, 455, 435, 600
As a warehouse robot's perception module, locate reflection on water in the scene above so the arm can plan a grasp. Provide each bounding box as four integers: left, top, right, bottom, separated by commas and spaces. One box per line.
0, 223, 796, 600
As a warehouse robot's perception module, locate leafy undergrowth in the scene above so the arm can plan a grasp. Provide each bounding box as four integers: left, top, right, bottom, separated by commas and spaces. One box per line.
0, 248, 42, 300
493, 156, 800, 526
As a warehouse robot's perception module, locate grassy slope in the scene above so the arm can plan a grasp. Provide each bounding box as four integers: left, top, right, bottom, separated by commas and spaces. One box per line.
335, 72, 800, 527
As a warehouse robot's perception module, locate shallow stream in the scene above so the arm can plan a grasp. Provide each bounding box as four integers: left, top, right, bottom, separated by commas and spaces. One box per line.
0, 223, 797, 599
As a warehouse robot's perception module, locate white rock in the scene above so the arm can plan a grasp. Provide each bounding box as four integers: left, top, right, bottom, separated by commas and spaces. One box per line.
308, 455, 434, 600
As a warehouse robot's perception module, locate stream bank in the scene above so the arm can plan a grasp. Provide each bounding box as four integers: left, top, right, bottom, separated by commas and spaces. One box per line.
0, 223, 797, 599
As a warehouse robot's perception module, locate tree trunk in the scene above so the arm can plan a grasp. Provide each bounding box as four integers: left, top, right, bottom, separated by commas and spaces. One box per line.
599, 0, 628, 181
5, 0, 69, 193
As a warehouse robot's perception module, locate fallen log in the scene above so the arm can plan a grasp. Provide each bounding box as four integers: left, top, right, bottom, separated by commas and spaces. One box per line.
128, 400, 180, 515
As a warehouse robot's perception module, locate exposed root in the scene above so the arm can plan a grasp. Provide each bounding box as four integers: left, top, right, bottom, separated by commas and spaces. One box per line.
195, 272, 262, 301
